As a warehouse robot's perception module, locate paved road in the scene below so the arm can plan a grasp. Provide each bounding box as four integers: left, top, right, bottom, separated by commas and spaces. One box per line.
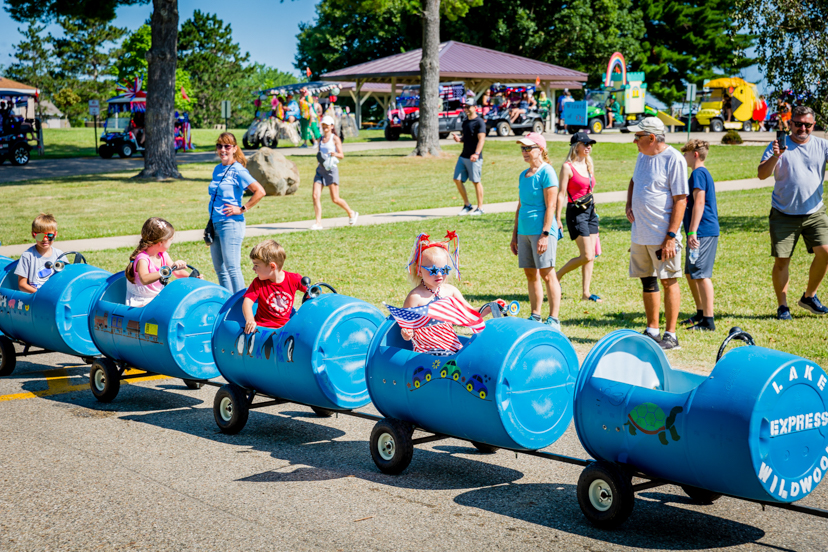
1, 348, 825, 551
0, 131, 776, 184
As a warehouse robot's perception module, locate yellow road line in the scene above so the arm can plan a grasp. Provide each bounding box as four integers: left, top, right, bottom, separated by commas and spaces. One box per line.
0, 371, 171, 402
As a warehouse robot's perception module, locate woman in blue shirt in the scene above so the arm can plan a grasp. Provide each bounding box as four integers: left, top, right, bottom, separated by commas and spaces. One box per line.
509, 132, 562, 330
209, 132, 266, 292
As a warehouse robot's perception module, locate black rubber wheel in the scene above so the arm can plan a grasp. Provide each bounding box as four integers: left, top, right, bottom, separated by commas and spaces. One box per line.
496, 121, 511, 137
471, 441, 499, 454
384, 125, 400, 141
410, 122, 419, 140
10, 143, 30, 165
310, 406, 335, 418
262, 135, 277, 148
710, 118, 724, 132
242, 135, 256, 149
566, 125, 579, 134
588, 118, 604, 134
532, 119, 545, 134
213, 384, 250, 435
577, 462, 635, 529
99, 146, 114, 159
370, 418, 414, 475
742, 120, 752, 132
681, 484, 723, 504
118, 143, 134, 158
0, 336, 16, 377
183, 379, 205, 390
89, 358, 121, 403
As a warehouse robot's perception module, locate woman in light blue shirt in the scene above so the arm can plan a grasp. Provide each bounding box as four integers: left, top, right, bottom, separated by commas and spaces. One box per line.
209, 132, 266, 292
509, 132, 561, 330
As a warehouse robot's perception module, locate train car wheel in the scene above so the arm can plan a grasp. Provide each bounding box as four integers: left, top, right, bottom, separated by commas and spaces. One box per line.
214, 384, 250, 435
90, 358, 121, 403
681, 485, 722, 504
471, 441, 498, 454
183, 379, 205, 390
370, 418, 414, 475
577, 461, 634, 529
0, 336, 16, 377
310, 406, 335, 418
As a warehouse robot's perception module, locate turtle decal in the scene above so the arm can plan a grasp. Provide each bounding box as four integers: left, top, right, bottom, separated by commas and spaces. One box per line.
624, 402, 683, 445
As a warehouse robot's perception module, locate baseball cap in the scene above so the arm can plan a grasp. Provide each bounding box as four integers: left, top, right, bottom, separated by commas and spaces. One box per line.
624, 116, 665, 135
321, 115, 335, 126
570, 132, 596, 146
516, 132, 547, 150
464, 98, 477, 108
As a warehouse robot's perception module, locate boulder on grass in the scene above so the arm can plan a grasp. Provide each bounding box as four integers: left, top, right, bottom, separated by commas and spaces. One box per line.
246, 148, 300, 196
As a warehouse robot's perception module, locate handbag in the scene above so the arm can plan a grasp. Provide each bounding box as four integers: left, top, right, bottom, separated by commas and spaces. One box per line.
568, 167, 594, 211
204, 166, 232, 245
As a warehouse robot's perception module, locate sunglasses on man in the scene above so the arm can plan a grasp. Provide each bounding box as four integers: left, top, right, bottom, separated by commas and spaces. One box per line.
791, 121, 814, 129
33, 232, 56, 242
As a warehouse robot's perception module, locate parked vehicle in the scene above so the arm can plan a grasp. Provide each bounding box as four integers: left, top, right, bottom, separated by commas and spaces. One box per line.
484, 84, 545, 137
694, 77, 758, 132
0, 87, 43, 166
385, 82, 466, 141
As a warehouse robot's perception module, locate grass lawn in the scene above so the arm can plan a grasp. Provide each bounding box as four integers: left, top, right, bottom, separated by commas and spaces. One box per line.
77, 187, 828, 369
1, 142, 767, 246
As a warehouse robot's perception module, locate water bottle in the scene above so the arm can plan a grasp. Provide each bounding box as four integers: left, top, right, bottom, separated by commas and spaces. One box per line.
688, 246, 699, 264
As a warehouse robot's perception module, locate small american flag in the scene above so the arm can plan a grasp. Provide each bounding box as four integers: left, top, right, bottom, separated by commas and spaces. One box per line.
384, 298, 485, 353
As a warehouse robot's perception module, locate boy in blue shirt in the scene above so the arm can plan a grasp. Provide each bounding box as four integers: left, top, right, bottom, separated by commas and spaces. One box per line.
680, 140, 719, 331
15, 213, 64, 293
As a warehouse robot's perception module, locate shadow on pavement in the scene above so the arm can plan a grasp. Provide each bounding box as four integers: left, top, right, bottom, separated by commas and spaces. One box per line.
455, 482, 766, 549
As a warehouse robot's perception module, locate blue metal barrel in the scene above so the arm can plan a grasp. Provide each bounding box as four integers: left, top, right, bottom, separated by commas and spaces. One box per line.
0, 256, 11, 336
575, 329, 828, 503
366, 317, 579, 451
212, 292, 385, 410
89, 273, 231, 380
0, 261, 109, 356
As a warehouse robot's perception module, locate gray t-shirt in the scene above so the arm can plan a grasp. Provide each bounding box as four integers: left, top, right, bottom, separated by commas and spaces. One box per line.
761, 135, 828, 215
631, 146, 689, 245
14, 246, 64, 290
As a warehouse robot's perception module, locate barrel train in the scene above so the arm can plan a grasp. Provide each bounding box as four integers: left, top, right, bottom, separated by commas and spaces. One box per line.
1, 254, 827, 529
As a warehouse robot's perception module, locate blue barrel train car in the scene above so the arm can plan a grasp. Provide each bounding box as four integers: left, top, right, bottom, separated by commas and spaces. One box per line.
573, 329, 828, 528
87, 268, 232, 402
364, 315, 579, 474
0, 254, 109, 376
211, 287, 386, 434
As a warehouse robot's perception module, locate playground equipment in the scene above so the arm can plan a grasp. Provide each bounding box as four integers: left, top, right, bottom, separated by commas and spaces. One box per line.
87, 267, 231, 402
694, 77, 759, 132
0, 253, 107, 376
573, 328, 828, 528
211, 284, 386, 434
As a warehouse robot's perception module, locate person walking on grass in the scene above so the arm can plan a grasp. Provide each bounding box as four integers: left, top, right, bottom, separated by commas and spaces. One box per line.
310, 115, 358, 230
625, 117, 688, 351
680, 140, 719, 331
758, 105, 828, 319
453, 100, 486, 216
556, 132, 602, 303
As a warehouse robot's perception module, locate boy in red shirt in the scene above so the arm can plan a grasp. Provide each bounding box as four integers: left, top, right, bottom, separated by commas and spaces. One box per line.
242, 240, 308, 333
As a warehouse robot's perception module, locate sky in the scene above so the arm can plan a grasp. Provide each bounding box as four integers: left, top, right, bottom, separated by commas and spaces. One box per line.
0, 0, 321, 76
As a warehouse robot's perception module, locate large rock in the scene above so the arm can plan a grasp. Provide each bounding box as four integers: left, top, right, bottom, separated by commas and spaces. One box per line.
246, 148, 300, 196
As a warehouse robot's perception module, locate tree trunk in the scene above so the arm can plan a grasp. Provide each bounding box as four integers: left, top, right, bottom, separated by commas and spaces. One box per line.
137, 0, 181, 180
411, 0, 441, 157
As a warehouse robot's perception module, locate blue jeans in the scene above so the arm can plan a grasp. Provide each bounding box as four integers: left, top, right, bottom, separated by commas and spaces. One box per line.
210, 218, 246, 292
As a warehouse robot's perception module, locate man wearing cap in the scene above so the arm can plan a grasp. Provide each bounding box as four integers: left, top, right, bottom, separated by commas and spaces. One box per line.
452, 100, 486, 216
625, 117, 688, 350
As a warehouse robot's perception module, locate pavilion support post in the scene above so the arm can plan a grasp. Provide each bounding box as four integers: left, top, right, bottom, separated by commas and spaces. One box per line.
549, 87, 556, 133
391, 77, 397, 114
355, 79, 362, 129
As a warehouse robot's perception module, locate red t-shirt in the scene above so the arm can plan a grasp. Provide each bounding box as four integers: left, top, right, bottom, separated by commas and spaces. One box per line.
243, 271, 307, 328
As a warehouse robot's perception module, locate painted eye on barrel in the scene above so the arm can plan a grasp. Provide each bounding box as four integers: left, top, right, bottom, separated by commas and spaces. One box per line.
235, 334, 244, 355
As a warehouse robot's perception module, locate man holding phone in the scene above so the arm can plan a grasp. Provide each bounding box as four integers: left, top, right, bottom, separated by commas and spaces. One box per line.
624, 117, 688, 350
758, 105, 828, 319
452, 100, 486, 216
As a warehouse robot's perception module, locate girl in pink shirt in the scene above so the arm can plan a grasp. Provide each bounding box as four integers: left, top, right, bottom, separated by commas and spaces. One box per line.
124, 218, 191, 307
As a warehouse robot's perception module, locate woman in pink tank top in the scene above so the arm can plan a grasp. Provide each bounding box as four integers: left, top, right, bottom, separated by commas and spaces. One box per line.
555, 132, 602, 303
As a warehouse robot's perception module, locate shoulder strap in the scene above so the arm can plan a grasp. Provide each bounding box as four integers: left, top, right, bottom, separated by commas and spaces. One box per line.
209, 165, 233, 215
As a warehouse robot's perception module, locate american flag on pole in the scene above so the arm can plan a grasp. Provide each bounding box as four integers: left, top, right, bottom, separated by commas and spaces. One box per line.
384, 297, 485, 354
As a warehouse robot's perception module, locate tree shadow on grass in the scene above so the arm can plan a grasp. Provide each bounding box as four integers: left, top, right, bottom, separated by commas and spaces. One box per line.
589, 214, 769, 234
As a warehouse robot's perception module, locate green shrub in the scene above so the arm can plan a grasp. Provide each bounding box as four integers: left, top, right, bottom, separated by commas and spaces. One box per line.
722, 129, 744, 145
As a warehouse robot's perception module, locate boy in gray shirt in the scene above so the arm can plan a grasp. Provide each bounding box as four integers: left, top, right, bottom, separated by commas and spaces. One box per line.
15, 214, 63, 293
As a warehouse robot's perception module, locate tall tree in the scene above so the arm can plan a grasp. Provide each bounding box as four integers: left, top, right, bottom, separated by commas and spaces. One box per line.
3, 19, 55, 118
178, 10, 250, 128
4, 0, 182, 180
633, 0, 755, 105
736, 0, 828, 123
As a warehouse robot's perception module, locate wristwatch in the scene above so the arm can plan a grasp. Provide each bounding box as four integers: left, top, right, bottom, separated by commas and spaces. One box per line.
667, 231, 676, 239
240, 205, 247, 213
542, 230, 550, 237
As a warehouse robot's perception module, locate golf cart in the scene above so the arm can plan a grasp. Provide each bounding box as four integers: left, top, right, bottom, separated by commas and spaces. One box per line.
693, 77, 758, 132
0, 85, 43, 166
385, 82, 466, 141
485, 84, 545, 137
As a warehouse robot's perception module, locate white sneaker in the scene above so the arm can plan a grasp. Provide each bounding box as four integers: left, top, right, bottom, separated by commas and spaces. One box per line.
310, 223, 323, 230
470, 207, 484, 216
458, 205, 473, 216
349, 212, 359, 225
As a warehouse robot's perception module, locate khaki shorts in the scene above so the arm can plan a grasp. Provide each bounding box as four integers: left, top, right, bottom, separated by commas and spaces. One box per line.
629, 242, 682, 279
769, 206, 828, 258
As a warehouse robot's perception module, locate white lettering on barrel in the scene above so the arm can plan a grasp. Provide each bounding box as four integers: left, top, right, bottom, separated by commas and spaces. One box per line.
796, 414, 805, 431
805, 365, 814, 380
773, 381, 784, 394
800, 475, 814, 495
806, 413, 814, 429
791, 481, 801, 497
819, 375, 827, 391
815, 467, 824, 483
821, 456, 828, 471
815, 412, 823, 428
770, 475, 779, 493
790, 367, 799, 381
779, 479, 788, 499
771, 420, 779, 436
0, 295, 6, 307
759, 462, 773, 483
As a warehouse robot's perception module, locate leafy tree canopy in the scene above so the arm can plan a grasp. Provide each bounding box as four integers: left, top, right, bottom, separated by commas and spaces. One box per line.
2, 19, 54, 116
3, 0, 146, 22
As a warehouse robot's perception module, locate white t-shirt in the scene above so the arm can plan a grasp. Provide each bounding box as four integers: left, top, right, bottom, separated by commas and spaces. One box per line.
14, 246, 64, 290
631, 146, 689, 245
761, 135, 828, 215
